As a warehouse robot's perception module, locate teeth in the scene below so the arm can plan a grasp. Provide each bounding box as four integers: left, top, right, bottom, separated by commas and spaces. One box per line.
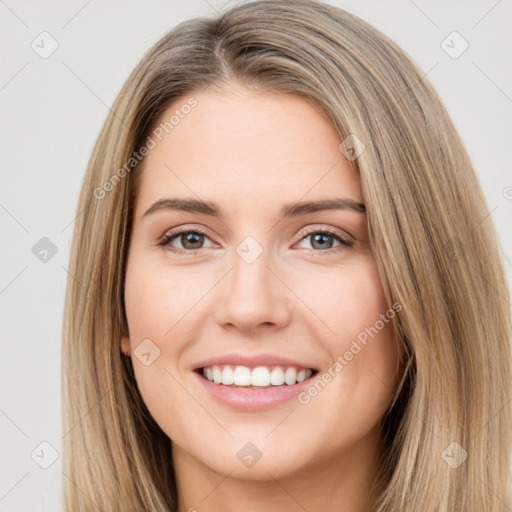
233, 365, 251, 386
201, 365, 313, 387
284, 367, 297, 385
221, 365, 234, 385
270, 367, 285, 385
251, 366, 270, 387
212, 365, 222, 384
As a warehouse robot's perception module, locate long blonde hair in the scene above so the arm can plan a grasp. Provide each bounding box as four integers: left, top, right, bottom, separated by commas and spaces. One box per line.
62, 1, 512, 510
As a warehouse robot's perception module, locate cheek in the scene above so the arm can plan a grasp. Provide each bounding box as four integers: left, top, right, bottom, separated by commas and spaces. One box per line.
292, 257, 399, 398
123, 263, 193, 440
124, 258, 202, 342
291, 256, 390, 340
122, 254, 216, 427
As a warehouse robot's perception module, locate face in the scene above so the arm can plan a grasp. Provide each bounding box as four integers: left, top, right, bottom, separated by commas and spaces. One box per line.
121, 83, 400, 481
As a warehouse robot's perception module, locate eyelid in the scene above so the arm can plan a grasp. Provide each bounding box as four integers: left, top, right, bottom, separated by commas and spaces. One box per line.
297, 225, 353, 243
160, 224, 210, 239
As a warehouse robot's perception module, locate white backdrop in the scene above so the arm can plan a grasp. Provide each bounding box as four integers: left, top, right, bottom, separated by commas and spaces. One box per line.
1, 1, 511, 510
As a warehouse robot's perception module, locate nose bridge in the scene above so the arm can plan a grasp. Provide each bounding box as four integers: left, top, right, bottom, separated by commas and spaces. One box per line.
214, 234, 290, 331
233, 236, 272, 292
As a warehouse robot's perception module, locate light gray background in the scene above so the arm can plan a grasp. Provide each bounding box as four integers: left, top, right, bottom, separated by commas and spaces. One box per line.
1, 1, 511, 510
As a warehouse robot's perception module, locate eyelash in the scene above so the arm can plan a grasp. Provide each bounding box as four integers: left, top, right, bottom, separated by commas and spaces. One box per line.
158, 226, 354, 256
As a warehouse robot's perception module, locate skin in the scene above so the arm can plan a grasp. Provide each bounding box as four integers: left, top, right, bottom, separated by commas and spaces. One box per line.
121, 82, 400, 512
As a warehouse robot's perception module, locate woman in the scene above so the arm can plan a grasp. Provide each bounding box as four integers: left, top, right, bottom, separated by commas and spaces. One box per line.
61, 0, 512, 510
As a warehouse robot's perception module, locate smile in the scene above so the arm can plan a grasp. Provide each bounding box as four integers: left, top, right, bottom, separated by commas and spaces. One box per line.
200, 364, 315, 388
193, 364, 319, 411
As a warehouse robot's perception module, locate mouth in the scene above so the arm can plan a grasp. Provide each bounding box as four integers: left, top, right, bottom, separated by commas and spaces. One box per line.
195, 364, 319, 389
192, 355, 321, 410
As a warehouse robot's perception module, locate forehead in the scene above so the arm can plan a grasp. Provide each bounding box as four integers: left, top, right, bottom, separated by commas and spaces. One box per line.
135, 85, 363, 217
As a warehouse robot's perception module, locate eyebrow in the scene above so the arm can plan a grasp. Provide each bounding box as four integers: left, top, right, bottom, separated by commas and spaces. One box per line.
142, 197, 366, 220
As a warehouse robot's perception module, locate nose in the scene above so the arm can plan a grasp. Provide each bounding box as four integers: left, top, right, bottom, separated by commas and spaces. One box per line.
214, 248, 291, 334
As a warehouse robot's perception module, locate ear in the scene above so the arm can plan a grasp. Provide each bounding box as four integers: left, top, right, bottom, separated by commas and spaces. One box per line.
121, 335, 131, 356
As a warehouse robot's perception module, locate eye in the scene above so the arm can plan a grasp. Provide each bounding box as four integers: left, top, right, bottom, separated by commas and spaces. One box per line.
295, 227, 354, 254
158, 226, 354, 256
158, 227, 216, 254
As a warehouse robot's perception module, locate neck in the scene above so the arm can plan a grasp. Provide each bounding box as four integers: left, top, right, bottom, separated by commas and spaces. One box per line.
173, 426, 384, 512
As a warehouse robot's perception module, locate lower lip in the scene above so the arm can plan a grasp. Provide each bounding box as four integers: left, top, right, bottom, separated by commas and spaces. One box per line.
193, 370, 316, 411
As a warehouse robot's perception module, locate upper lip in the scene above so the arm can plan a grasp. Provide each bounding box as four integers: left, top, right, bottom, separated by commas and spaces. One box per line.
193, 353, 317, 371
